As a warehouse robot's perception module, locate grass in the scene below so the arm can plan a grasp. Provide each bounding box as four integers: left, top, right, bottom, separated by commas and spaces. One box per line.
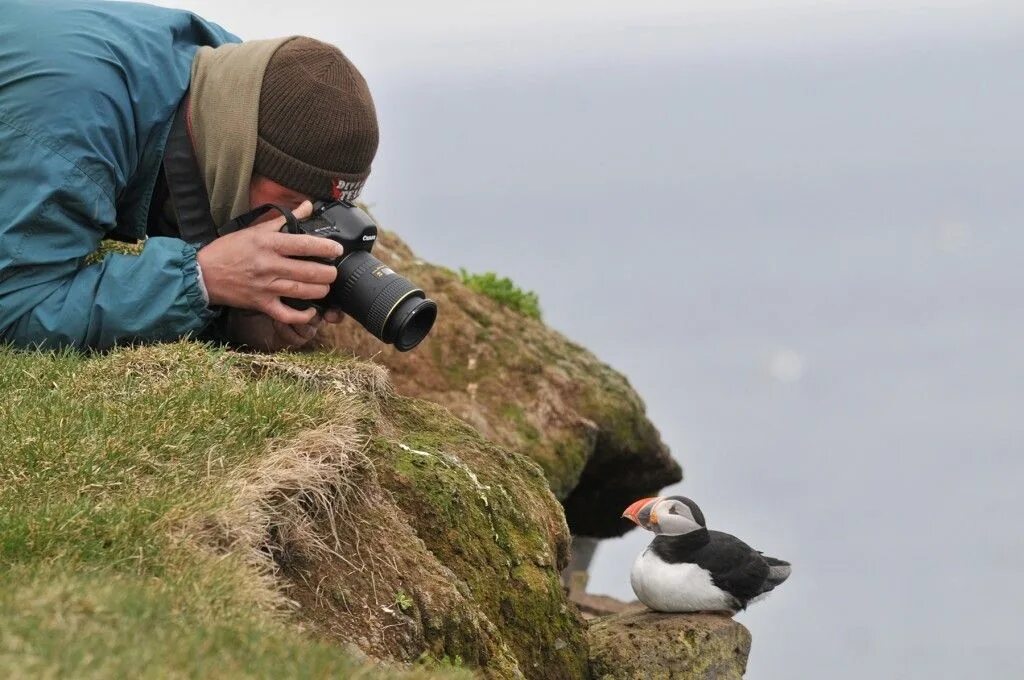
0, 568, 386, 679
459, 269, 542, 320
0, 342, 454, 679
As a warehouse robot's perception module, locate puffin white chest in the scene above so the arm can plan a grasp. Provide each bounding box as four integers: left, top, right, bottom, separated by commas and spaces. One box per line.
630, 547, 736, 613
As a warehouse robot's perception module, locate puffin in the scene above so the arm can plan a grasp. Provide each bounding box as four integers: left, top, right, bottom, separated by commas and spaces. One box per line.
622, 495, 791, 613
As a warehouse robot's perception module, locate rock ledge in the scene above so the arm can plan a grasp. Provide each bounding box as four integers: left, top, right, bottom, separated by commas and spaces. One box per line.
588, 611, 751, 680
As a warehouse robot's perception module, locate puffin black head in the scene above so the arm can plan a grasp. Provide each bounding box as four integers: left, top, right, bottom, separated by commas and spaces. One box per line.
622, 496, 707, 536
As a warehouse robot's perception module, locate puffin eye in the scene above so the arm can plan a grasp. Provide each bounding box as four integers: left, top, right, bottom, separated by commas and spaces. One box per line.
668, 505, 681, 515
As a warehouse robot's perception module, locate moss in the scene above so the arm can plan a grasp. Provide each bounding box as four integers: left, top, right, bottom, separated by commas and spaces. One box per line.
395, 591, 415, 613
84, 239, 144, 265
459, 269, 542, 320
416, 652, 468, 672
375, 397, 588, 678
545, 436, 592, 500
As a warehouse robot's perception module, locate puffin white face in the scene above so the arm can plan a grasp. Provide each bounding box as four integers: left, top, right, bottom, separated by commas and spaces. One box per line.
622, 496, 706, 536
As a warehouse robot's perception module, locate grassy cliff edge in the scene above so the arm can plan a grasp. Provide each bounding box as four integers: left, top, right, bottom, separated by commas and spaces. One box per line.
0, 343, 586, 678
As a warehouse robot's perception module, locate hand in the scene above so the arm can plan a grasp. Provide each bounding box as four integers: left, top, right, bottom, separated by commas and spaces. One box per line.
272, 309, 346, 347
196, 201, 344, 325
223, 309, 347, 353
269, 316, 322, 349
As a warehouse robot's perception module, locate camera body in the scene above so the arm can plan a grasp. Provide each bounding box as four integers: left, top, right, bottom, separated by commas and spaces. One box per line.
291, 200, 380, 257
284, 201, 437, 352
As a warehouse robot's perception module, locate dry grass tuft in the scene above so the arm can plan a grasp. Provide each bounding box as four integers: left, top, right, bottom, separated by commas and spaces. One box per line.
239, 352, 394, 399
189, 396, 376, 611
181, 393, 482, 666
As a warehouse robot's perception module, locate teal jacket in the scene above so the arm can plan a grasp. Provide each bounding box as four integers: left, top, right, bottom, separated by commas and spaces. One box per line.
0, 0, 237, 350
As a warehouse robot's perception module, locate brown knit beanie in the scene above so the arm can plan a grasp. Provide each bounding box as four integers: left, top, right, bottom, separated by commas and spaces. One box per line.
255, 37, 379, 201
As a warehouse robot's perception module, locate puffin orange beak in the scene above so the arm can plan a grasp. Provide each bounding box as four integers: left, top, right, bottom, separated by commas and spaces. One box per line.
622, 497, 663, 526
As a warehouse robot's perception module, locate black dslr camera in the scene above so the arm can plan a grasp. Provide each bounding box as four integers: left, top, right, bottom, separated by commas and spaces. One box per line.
280, 201, 437, 351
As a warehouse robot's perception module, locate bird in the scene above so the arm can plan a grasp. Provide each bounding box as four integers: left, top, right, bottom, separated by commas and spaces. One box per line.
621, 495, 791, 613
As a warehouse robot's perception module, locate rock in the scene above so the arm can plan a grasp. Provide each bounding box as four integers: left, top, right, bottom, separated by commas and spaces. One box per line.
588, 611, 751, 680
567, 590, 646, 620
574, 594, 647, 620
316, 228, 682, 538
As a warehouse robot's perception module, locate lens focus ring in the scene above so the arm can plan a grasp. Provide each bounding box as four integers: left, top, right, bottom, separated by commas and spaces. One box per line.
340, 257, 378, 301
366, 277, 419, 339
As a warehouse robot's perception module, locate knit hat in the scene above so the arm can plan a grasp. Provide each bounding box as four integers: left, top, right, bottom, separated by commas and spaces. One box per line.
254, 37, 379, 201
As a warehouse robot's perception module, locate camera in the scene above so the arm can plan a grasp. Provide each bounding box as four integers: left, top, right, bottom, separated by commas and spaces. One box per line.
281, 201, 437, 352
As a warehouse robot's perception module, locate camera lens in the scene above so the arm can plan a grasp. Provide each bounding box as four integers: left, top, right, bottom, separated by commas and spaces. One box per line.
329, 251, 437, 351
387, 296, 438, 351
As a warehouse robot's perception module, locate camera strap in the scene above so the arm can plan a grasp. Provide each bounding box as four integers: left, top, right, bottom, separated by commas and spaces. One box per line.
221, 204, 301, 234
162, 99, 220, 247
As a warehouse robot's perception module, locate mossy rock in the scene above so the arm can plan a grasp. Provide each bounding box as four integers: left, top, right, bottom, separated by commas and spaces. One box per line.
316, 230, 682, 538
588, 612, 751, 679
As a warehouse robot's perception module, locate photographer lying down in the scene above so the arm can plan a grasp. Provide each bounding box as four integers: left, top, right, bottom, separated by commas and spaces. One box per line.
1, 0, 434, 353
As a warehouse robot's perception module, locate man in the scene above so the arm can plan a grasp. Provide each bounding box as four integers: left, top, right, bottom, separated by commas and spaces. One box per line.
0, 0, 379, 351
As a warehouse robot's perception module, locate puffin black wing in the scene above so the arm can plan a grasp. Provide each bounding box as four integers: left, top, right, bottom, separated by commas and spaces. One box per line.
652, 530, 772, 608
701, 532, 774, 606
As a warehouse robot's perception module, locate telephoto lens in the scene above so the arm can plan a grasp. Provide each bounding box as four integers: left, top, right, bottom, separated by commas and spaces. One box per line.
324, 251, 437, 351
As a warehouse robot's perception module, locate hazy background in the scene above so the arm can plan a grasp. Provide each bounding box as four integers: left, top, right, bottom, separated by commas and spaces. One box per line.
148, 2, 1023, 677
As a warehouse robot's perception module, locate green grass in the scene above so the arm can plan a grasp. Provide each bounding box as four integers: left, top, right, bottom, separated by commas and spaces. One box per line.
459, 269, 542, 320
0, 568, 390, 679
0, 342, 452, 679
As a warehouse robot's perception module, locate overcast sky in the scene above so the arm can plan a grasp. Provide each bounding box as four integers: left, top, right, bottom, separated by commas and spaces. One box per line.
146, 1, 1024, 76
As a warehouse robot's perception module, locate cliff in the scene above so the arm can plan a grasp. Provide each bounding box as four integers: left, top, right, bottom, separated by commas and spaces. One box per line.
315, 229, 682, 538
0, 230, 751, 678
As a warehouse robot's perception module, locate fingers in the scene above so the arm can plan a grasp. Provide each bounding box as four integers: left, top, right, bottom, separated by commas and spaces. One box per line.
272, 258, 339, 285
324, 309, 346, 324
275, 323, 306, 347
272, 319, 318, 347
262, 299, 318, 326
296, 318, 321, 340
251, 202, 345, 261
268, 279, 330, 300
271, 232, 345, 260
207, 200, 347, 326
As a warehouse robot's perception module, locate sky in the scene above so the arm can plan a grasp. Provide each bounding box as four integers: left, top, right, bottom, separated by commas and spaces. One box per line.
141, 1, 1024, 677
146, 1, 1024, 76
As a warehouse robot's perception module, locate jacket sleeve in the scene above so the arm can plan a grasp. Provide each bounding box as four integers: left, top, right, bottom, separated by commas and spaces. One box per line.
0, 125, 217, 350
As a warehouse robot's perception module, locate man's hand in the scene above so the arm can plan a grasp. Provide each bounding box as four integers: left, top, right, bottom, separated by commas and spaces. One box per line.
271, 311, 346, 347
222, 308, 346, 352
196, 201, 344, 325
